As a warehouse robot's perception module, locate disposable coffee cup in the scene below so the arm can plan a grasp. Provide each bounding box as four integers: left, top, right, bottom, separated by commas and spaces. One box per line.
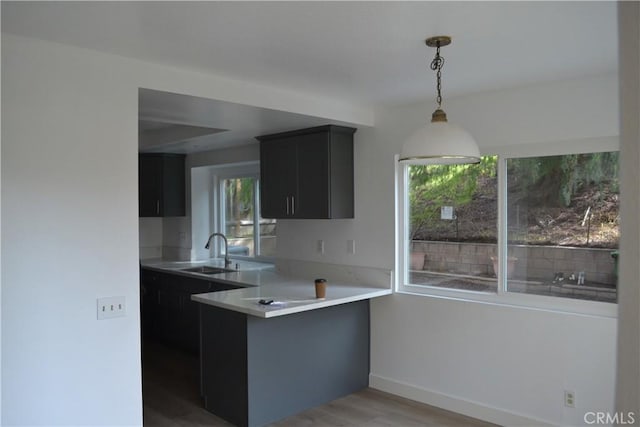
315, 278, 327, 299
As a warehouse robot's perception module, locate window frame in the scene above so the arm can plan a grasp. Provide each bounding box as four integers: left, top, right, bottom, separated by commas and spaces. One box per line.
211, 163, 275, 262
395, 137, 619, 318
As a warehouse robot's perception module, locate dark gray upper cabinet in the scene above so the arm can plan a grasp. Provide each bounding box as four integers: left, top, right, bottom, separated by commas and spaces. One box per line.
257, 125, 356, 219
139, 153, 186, 217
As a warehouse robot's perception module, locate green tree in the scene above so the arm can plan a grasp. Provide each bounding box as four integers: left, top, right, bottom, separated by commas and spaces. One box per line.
508, 152, 619, 207
225, 178, 254, 236
409, 152, 618, 245
409, 156, 497, 239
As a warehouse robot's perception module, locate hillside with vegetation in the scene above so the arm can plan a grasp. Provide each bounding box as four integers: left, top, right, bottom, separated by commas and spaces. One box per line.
409, 153, 619, 249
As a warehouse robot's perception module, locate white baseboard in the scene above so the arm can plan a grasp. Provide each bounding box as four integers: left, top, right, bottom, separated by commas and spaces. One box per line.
369, 374, 553, 427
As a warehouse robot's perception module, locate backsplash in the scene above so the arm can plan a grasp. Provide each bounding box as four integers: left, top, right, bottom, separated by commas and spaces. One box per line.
139, 217, 163, 259
275, 258, 393, 289
163, 216, 191, 260
139, 217, 191, 260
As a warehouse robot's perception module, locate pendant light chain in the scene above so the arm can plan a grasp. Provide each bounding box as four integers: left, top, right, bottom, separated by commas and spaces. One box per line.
430, 43, 445, 108
399, 35, 480, 164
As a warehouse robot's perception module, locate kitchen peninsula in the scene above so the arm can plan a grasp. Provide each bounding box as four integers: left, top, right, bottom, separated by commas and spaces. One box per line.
141, 259, 391, 427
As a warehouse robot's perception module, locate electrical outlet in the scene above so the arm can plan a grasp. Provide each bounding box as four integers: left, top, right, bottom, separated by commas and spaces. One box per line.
317, 239, 325, 254
97, 296, 126, 320
564, 390, 575, 408
347, 239, 356, 254
179, 232, 186, 242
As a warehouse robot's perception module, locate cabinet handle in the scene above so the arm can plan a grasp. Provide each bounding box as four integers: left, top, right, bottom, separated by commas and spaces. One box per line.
286, 197, 290, 215
291, 196, 295, 215
156, 200, 160, 215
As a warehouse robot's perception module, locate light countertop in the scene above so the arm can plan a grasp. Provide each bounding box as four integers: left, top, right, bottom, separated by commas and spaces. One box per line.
141, 258, 392, 318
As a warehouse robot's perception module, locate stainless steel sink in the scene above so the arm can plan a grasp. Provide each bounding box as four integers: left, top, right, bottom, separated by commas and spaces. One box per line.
180, 266, 234, 274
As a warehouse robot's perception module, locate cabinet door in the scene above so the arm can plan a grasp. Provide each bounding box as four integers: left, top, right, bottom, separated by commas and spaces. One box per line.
139, 155, 162, 216
181, 277, 213, 354
161, 155, 186, 217
257, 125, 355, 219
140, 270, 160, 340
294, 132, 330, 218
140, 268, 245, 353
157, 286, 184, 348
260, 139, 297, 218
209, 280, 243, 292
139, 154, 185, 217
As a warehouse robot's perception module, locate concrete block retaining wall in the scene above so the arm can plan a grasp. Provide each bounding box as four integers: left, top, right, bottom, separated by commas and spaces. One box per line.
410, 241, 616, 285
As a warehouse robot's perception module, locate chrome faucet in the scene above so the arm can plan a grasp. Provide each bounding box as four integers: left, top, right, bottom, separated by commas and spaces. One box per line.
204, 232, 232, 269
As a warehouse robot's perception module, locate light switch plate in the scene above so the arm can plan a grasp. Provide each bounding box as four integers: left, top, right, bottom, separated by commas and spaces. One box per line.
97, 296, 126, 320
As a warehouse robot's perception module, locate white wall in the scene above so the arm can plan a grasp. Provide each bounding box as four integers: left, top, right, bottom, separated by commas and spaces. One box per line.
2, 35, 142, 426
276, 73, 620, 426
277, 73, 619, 266
1, 34, 372, 426
370, 295, 616, 426
1, 6, 4, 423
1, 27, 631, 427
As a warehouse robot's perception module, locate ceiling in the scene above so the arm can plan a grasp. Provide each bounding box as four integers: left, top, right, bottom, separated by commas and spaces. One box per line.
138, 88, 356, 153
2, 1, 618, 153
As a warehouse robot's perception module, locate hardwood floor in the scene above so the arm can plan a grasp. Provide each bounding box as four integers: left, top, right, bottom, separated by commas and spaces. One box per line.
142, 340, 494, 426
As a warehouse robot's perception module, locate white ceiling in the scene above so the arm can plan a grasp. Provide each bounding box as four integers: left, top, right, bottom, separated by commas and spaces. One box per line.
2, 1, 618, 153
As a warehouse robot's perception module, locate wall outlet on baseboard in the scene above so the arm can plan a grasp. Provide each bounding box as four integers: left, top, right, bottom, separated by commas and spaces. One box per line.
97, 296, 126, 320
317, 239, 325, 254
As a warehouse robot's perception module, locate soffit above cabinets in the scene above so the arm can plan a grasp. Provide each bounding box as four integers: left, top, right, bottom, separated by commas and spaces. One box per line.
139, 119, 228, 153
139, 88, 359, 154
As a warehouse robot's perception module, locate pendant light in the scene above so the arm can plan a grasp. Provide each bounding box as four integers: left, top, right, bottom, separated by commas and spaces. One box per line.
399, 36, 480, 165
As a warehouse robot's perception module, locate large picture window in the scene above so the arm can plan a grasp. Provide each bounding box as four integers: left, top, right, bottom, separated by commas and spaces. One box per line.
407, 156, 498, 293
505, 153, 619, 302
399, 150, 619, 313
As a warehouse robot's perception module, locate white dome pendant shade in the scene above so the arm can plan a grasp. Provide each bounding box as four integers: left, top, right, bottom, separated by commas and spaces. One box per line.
399, 108, 480, 165
399, 35, 480, 165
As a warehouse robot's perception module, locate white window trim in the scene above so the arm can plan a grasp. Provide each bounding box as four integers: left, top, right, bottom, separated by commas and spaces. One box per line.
395, 141, 619, 318
210, 162, 275, 263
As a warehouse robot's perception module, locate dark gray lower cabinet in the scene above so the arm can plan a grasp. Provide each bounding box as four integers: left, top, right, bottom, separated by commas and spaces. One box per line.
140, 268, 241, 354
199, 300, 370, 427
